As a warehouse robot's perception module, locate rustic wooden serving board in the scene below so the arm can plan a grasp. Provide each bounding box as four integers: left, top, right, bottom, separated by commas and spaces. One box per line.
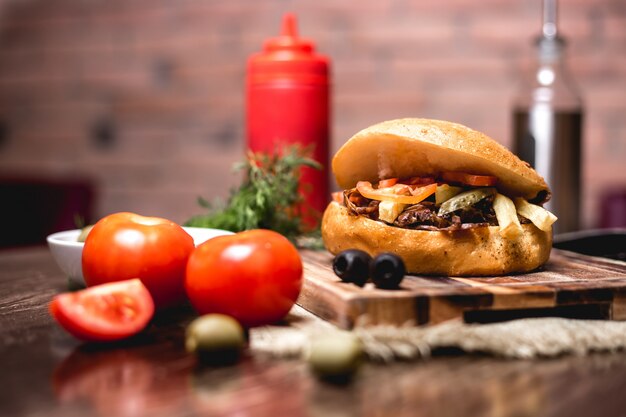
297, 249, 626, 329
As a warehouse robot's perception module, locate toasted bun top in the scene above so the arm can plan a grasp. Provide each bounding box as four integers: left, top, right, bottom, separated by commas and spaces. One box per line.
332, 118, 550, 202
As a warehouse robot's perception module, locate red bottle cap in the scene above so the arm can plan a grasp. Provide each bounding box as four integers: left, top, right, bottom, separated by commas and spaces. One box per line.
247, 13, 329, 85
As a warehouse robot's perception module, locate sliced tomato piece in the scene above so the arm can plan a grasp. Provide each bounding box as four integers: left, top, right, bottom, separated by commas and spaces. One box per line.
357, 181, 437, 204
49, 279, 154, 342
400, 176, 436, 186
378, 178, 398, 188
441, 171, 497, 187
408, 183, 438, 201
331, 191, 344, 203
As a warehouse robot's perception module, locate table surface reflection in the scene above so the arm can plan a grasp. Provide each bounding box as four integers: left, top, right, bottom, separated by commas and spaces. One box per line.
2, 247, 626, 417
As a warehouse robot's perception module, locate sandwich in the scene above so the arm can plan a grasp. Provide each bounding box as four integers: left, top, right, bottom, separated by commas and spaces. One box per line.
321, 118, 557, 276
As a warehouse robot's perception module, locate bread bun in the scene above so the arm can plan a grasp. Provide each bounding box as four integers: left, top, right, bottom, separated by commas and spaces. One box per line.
333, 118, 549, 203
323, 118, 554, 276
322, 202, 552, 276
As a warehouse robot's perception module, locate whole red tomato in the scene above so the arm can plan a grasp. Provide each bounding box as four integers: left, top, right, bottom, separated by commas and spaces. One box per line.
185, 229, 303, 327
82, 212, 195, 308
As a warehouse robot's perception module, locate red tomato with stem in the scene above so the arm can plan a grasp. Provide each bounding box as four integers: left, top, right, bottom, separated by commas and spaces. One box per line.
49, 279, 154, 342
82, 212, 195, 308
185, 229, 303, 328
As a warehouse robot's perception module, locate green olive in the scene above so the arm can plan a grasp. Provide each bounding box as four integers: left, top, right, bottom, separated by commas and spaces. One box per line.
77, 225, 94, 242
307, 332, 363, 383
186, 314, 246, 365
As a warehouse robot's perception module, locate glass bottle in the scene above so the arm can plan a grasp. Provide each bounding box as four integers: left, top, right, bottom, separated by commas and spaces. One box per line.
512, 0, 583, 235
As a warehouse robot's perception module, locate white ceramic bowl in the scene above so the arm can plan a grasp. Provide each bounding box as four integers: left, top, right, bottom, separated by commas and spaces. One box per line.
47, 227, 234, 287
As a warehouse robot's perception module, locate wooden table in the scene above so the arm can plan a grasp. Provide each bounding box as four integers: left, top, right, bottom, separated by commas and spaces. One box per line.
3, 247, 626, 417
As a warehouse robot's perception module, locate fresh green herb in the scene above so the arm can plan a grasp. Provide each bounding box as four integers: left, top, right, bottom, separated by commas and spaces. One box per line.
185, 147, 323, 244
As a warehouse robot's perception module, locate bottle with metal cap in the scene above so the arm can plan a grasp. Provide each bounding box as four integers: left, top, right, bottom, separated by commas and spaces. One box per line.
246, 13, 330, 226
512, 0, 583, 235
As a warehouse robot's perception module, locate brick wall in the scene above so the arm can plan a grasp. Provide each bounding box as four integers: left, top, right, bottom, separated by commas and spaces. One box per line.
0, 0, 624, 229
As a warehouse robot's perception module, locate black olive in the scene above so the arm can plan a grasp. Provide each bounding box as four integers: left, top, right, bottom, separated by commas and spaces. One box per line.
332, 250, 372, 287
370, 253, 405, 289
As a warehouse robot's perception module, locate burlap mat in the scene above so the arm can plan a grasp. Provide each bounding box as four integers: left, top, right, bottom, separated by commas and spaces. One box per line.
250, 307, 626, 360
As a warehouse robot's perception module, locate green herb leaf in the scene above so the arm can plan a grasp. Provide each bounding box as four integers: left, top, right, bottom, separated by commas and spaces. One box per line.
185, 146, 324, 245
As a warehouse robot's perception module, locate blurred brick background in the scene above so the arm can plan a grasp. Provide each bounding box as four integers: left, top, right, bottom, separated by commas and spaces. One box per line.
0, 0, 624, 232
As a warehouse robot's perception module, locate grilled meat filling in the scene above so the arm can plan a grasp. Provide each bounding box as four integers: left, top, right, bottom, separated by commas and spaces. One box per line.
343, 188, 527, 230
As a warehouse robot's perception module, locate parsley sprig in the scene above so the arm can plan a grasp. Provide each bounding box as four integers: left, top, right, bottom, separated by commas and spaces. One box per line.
185, 147, 322, 244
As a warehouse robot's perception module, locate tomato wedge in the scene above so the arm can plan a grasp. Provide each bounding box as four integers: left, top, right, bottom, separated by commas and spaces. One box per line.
356, 181, 437, 204
441, 172, 497, 187
49, 279, 154, 342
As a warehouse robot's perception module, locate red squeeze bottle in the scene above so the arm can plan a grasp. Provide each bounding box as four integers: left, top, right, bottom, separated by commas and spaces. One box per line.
246, 13, 330, 227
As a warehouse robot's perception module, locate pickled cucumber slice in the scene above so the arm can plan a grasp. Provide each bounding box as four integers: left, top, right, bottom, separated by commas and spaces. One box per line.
437, 187, 496, 216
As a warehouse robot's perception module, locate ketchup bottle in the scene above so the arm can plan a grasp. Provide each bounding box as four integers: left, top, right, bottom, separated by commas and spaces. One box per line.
246, 13, 330, 227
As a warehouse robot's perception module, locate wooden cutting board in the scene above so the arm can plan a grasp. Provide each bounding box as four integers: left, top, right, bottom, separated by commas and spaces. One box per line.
297, 249, 626, 329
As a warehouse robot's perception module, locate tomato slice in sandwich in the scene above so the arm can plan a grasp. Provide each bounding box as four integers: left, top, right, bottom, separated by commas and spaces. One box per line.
441, 171, 497, 187
378, 178, 399, 188
49, 279, 154, 342
399, 176, 436, 186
